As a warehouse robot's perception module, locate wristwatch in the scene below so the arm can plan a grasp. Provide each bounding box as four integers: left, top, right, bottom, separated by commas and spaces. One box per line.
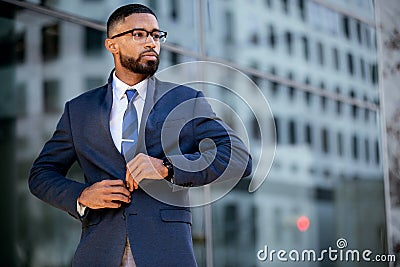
162, 157, 174, 183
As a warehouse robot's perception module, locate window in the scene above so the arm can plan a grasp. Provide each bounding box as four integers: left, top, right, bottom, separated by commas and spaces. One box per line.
305, 124, 312, 145
363, 96, 370, 122
273, 207, 283, 242
365, 138, 370, 163
356, 21, 362, 44
365, 108, 370, 122
342, 16, 351, 39
41, 23, 59, 61
320, 82, 327, 111
224, 204, 238, 244
285, 31, 293, 55
298, 0, 306, 21
337, 132, 344, 156
317, 42, 324, 66
84, 27, 104, 55
270, 67, 278, 94
250, 205, 258, 245
250, 63, 260, 86
335, 87, 342, 115
281, 0, 289, 14
352, 135, 359, 160
302, 36, 309, 61
375, 140, 380, 165
250, 32, 259, 45
350, 90, 358, 119
371, 63, 378, 84
43, 80, 61, 114
268, 25, 277, 48
274, 117, 280, 144
289, 120, 296, 144
360, 58, 366, 79
332, 47, 340, 71
252, 117, 261, 140
16, 31, 25, 63
304, 77, 312, 105
170, 51, 179, 65
347, 53, 354, 75
365, 27, 372, 48
17, 83, 27, 117
225, 12, 233, 43
288, 72, 295, 100
170, 0, 179, 21
322, 128, 329, 154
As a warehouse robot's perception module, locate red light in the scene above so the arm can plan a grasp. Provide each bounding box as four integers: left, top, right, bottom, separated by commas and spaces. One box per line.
297, 215, 310, 232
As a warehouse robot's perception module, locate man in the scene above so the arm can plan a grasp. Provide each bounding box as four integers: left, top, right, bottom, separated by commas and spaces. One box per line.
29, 4, 251, 267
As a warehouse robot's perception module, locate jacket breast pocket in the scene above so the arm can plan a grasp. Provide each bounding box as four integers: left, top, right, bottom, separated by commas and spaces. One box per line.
160, 209, 192, 225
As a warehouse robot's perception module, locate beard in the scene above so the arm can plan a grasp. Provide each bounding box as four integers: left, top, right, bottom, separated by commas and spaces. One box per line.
120, 50, 159, 76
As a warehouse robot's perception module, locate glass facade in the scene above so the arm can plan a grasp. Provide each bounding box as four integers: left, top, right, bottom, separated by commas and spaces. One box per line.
0, 0, 394, 266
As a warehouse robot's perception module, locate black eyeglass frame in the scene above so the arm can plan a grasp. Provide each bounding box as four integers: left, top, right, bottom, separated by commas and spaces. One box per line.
109, 28, 168, 42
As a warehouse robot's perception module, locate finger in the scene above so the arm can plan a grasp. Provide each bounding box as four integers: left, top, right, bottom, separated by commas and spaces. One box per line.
104, 201, 122, 209
127, 153, 147, 173
101, 179, 125, 187
130, 168, 143, 184
126, 170, 135, 192
105, 193, 130, 204
107, 185, 131, 197
133, 180, 139, 190
125, 170, 133, 192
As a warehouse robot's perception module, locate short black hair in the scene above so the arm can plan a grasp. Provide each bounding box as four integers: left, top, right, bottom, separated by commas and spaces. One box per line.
107, 4, 157, 38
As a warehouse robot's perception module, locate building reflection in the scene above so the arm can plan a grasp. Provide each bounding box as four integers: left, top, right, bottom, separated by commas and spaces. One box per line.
0, 0, 390, 266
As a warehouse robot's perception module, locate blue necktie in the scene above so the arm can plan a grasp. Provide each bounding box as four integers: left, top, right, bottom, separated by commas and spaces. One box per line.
122, 89, 139, 163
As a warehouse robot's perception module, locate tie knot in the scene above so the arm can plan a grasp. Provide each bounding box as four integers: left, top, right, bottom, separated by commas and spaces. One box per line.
126, 89, 137, 102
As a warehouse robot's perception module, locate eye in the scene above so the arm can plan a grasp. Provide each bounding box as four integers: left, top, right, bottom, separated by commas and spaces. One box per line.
152, 32, 162, 39
133, 31, 146, 38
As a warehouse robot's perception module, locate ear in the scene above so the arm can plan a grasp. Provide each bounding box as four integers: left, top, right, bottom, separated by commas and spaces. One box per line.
105, 38, 118, 54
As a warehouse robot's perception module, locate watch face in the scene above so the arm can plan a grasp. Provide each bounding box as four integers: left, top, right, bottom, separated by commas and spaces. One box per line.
163, 158, 174, 178
163, 158, 172, 168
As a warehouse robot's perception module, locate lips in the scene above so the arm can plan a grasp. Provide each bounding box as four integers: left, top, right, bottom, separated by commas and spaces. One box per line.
140, 51, 158, 60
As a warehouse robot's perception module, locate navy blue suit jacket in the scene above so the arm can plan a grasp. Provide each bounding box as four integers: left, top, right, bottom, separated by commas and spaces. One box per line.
29, 71, 252, 267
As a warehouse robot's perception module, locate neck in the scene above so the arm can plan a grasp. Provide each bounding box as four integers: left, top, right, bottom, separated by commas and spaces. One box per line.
114, 66, 148, 86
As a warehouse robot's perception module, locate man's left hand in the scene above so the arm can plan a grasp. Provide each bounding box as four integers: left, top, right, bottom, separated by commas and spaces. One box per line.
126, 153, 168, 192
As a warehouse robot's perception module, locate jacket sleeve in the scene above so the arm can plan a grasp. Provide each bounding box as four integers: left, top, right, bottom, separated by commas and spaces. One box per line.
168, 91, 252, 186
29, 102, 86, 220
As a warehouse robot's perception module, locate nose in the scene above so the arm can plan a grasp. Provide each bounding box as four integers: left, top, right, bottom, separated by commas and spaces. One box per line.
144, 34, 156, 49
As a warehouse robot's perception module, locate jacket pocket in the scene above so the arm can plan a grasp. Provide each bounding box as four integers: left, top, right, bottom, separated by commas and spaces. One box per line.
81, 210, 102, 228
160, 209, 192, 225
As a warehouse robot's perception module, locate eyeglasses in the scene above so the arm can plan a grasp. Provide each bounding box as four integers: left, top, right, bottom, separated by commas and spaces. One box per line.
110, 28, 167, 43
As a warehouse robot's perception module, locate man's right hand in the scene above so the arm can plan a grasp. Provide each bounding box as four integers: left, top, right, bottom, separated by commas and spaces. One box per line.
77, 179, 131, 209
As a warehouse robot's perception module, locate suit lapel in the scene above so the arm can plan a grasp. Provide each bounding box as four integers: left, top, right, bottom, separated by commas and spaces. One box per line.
136, 76, 157, 155
99, 71, 125, 160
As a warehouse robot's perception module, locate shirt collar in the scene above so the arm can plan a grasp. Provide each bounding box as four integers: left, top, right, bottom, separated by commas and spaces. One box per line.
112, 71, 148, 101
